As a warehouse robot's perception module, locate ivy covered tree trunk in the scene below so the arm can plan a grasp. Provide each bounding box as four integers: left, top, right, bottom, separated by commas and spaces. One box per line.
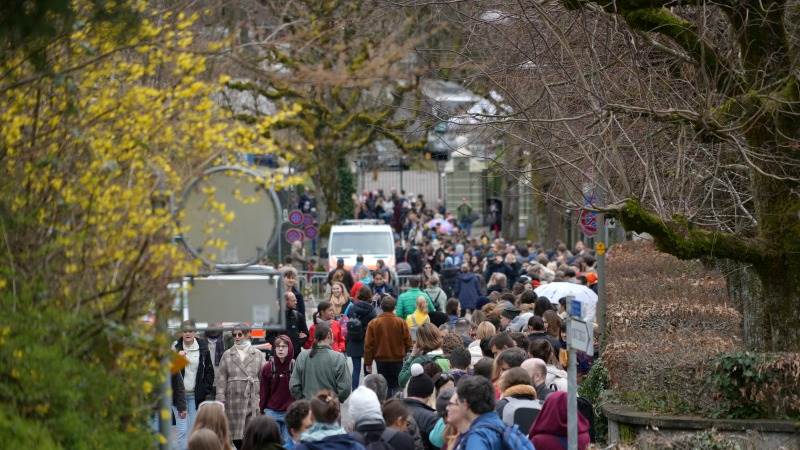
562, 0, 800, 351
336, 157, 356, 221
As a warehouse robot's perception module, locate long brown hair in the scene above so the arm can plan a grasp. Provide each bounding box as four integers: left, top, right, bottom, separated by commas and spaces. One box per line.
542, 310, 561, 338
192, 403, 233, 450
416, 323, 443, 353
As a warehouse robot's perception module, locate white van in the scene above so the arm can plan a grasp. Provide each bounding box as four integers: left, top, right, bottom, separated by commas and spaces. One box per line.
327, 222, 395, 271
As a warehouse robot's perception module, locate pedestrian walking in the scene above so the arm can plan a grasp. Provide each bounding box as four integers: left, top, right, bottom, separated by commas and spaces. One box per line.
425, 274, 448, 313
295, 390, 366, 450
282, 267, 306, 318
495, 367, 542, 434
403, 364, 439, 450
521, 358, 553, 402
240, 416, 284, 450
266, 292, 308, 359
290, 240, 307, 273
216, 324, 266, 449
456, 198, 473, 236
304, 301, 345, 352
175, 319, 215, 450
528, 391, 590, 450
284, 400, 313, 450
398, 323, 450, 389
396, 276, 435, 320
190, 401, 234, 450
364, 296, 412, 396
290, 322, 352, 403
448, 376, 534, 450
407, 296, 432, 341
259, 335, 296, 445
327, 281, 351, 317
349, 386, 410, 449
344, 286, 377, 390
188, 428, 224, 450
454, 264, 480, 316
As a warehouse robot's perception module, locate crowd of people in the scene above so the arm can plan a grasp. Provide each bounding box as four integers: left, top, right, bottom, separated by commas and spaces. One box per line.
164, 189, 601, 450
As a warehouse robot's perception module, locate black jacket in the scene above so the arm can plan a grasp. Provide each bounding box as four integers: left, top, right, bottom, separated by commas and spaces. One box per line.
291, 286, 306, 317
403, 398, 438, 450
267, 307, 308, 358
174, 338, 215, 408
171, 372, 186, 425
345, 301, 377, 358
352, 422, 415, 450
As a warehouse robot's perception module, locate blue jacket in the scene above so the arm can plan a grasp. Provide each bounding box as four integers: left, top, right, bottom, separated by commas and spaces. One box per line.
456, 412, 506, 450
455, 272, 481, 310
296, 433, 366, 450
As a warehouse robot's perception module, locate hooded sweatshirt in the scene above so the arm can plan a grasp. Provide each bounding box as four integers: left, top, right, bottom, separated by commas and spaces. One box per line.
259, 335, 295, 412
296, 423, 366, 450
529, 391, 590, 450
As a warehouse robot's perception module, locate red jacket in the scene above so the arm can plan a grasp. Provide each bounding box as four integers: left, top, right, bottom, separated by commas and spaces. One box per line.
304, 319, 345, 352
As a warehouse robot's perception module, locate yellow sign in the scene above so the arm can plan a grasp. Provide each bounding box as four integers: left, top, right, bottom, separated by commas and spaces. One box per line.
595, 241, 606, 256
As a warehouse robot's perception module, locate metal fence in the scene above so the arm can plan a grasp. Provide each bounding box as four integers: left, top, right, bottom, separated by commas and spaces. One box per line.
296, 271, 417, 310
356, 168, 445, 204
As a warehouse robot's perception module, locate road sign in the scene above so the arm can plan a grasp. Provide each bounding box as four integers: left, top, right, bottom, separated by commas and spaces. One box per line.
285, 228, 303, 243
567, 317, 594, 356
304, 225, 318, 240
595, 241, 606, 256
288, 210, 304, 226
302, 213, 314, 227
579, 209, 598, 237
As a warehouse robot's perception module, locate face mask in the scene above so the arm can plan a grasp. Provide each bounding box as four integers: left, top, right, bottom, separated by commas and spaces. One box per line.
235, 339, 251, 348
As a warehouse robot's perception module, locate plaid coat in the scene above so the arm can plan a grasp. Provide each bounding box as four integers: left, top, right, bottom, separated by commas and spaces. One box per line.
216, 345, 266, 439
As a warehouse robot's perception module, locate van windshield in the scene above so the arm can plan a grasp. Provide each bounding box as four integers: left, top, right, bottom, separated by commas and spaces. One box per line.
330, 232, 393, 255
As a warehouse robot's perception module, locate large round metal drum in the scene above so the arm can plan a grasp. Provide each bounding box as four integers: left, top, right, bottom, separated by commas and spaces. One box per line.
176, 166, 280, 270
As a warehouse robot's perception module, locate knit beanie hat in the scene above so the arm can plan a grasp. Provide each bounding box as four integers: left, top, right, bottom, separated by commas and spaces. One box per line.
406, 363, 435, 399
349, 386, 385, 427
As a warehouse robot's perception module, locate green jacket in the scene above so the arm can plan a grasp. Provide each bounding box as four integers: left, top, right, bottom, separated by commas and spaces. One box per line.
398, 352, 451, 389
290, 344, 352, 403
395, 288, 435, 320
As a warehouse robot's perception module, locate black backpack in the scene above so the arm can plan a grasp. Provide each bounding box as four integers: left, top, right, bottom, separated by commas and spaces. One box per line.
355, 428, 396, 450
347, 316, 364, 342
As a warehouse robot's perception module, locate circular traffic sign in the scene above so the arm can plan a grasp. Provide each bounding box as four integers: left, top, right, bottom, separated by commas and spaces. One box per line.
285, 228, 304, 243
579, 209, 598, 237
304, 225, 318, 240
177, 166, 280, 269
288, 210, 304, 225
302, 213, 314, 227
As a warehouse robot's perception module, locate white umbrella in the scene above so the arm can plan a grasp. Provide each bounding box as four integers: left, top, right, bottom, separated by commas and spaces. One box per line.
534, 282, 597, 322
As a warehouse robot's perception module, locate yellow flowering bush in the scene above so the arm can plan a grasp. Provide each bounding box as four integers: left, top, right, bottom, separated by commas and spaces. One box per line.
0, 2, 296, 447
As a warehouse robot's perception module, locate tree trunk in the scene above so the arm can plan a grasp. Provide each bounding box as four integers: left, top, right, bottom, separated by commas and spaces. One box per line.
722, 260, 766, 350
311, 151, 341, 232
749, 172, 800, 351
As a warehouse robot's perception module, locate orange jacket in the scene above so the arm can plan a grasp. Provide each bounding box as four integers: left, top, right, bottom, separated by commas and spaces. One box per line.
304, 320, 346, 352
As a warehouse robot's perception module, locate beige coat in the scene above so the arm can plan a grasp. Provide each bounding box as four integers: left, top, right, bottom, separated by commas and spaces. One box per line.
216, 345, 266, 439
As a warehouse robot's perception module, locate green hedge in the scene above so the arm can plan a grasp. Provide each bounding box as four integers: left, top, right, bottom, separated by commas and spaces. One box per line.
0, 295, 161, 449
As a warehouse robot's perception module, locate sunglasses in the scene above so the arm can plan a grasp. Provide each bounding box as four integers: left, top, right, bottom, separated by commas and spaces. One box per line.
233, 332, 247, 337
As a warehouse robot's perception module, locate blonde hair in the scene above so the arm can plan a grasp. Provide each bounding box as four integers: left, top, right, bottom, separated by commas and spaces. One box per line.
476, 321, 497, 340
192, 403, 233, 450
